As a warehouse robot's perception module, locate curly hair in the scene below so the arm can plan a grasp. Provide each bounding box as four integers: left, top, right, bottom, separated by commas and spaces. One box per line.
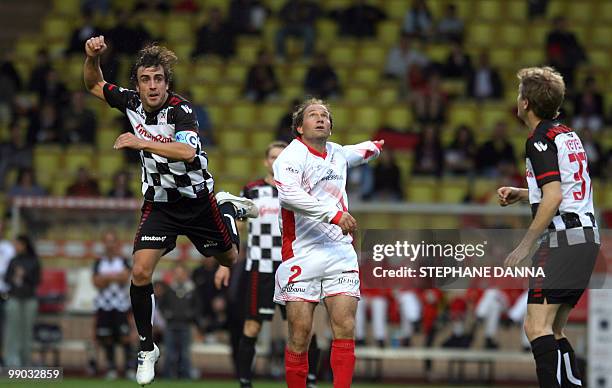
291, 98, 333, 137
517, 66, 565, 120
130, 43, 178, 86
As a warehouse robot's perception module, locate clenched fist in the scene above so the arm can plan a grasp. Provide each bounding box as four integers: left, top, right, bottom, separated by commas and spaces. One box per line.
85, 35, 108, 57
337, 212, 357, 235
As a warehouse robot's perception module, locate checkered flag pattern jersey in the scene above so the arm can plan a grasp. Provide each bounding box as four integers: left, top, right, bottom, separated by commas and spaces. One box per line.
103, 83, 214, 202
93, 256, 131, 312
241, 179, 282, 274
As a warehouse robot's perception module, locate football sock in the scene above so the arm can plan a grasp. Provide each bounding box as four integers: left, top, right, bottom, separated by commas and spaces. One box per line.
130, 282, 154, 351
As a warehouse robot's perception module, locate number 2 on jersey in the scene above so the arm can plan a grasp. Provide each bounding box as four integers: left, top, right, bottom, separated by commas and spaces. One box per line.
568, 152, 587, 200
288, 265, 302, 283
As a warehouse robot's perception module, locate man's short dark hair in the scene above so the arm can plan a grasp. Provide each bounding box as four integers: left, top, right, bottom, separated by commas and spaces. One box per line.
517, 66, 565, 120
130, 44, 178, 86
291, 98, 332, 137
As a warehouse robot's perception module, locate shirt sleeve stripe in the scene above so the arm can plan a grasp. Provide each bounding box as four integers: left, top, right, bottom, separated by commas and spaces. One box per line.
536, 171, 560, 180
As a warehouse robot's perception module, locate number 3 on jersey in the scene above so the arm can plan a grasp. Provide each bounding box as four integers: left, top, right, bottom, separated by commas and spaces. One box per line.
288, 265, 302, 283
568, 152, 588, 200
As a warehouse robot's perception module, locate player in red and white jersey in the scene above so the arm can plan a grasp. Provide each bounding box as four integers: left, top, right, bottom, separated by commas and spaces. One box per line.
272, 98, 382, 388
498, 67, 600, 388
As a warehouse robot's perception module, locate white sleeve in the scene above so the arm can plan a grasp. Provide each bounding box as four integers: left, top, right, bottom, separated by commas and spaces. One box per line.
342, 141, 382, 168
273, 154, 342, 224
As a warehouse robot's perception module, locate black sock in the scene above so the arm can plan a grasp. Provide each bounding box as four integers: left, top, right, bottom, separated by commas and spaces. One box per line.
530, 335, 561, 388
104, 342, 116, 370
307, 334, 320, 384
130, 282, 155, 351
123, 343, 133, 371
219, 202, 240, 248
238, 335, 257, 386
557, 338, 582, 387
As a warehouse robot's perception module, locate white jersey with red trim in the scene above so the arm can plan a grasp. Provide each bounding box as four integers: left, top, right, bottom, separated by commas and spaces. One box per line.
273, 138, 381, 261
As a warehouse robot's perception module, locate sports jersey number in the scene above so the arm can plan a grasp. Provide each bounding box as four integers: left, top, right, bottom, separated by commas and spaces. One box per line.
288, 265, 302, 283
568, 152, 587, 200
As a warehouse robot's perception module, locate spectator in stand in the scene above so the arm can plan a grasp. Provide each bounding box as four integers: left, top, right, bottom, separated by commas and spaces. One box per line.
107, 171, 134, 198
371, 150, 403, 201
475, 121, 516, 177
106, 10, 152, 56
244, 50, 280, 102
192, 257, 227, 338
0, 123, 33, 189
174, 0, 199, 13
36, 102, 63, 144
3, 235, 41, 367
545, 16, 586, 90
133, 0, 170, 13
275, 99, 299, 143
38, 69, 69, 109
62, 91, 97, 145
66, 10, 103, 55
28, 49, 51, 95
443, 41, 472, 79
436, 3, 464, 43
467, 51, 503, 100
396, 288, 422, 346
99, 42, 120, 84
412, 125, 444, 177
356, 286, 389, 347
337, 0, 386, 38
192, 7, 236, 59
402, 0, 433, 40
445, 125, 476, 175
572, 75, 604, 132
66, 167, 100, 197
0, 219, 16, 365
412, 72, 448, 124
527, 0, 548, 19
7, 168, 46, 198
304, 52, 340, 99
580, 128, 604, 178
275, 0, 320, 60
81, 0, 110, 15
159, 263, 197, 379
228, 0, 267, 35
0, 52, 21, 127
384, 33, 429, 81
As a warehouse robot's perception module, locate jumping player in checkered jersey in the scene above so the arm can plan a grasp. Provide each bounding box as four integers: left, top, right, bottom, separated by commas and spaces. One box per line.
498, 67, 599, 388
215, 141, 321, 388
83, 36, 258, 386
272, 98, 383, 388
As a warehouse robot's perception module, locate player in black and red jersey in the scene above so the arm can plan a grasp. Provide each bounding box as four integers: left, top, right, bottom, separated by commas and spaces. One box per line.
83, 36, 258, 386
498, 67, 599, 388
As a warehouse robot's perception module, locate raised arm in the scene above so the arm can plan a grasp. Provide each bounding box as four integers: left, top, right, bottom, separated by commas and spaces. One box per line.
83, 35, 108, 101
342, 140, 384, 168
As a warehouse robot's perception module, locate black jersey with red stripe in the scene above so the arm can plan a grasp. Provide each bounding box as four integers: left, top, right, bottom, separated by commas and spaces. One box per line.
525, 120, 596, 232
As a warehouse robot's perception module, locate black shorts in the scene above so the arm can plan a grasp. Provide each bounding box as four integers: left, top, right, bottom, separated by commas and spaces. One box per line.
96, 309, 130, 340
528, 241, 600, 307
133, 193, 233, 257
246, 264, 286, 322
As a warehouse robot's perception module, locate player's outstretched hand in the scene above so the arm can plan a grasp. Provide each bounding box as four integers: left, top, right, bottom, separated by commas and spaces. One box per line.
85, 35, 108, 57
504, 244, 531, 267
114, 133, 144, 151
337, 212, 357, 235
373, 139, 385, 150
214, 266, 231, 289
497, 186, 521, 207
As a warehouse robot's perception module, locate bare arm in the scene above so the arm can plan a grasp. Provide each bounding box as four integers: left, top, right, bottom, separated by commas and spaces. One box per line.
83, 35, 108, 101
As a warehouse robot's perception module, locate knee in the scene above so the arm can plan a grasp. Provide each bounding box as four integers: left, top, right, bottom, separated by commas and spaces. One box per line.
288, 322, 312, 352
332, 316, 355, 339
132, 264, 153, 285
552, 322, 565, 339
523, 318, 549, 341
243, 320, 262, 337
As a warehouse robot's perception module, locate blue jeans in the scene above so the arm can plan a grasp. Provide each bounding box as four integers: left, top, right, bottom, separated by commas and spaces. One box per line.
163, 325, 192, 379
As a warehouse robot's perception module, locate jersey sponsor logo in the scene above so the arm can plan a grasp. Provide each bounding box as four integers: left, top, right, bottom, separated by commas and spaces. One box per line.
194, 182, 207, 193
135, 124, 173, 143
534, 141, 548, 152
282, 283, 306, 294
180, 105, 193, 114
200, 240, 218, 248
285, 166, 299, 174
258, 206, 280, 217
139, 335, 146, 341
320, 168, 343, 181
525, 168, 534, 178
337, 275, 359, 285
175, 131, 199, 148
140, 235, 167, 242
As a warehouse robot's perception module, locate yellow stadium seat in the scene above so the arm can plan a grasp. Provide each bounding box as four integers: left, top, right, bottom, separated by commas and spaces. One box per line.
566, 2, 592, 23
51, 176, 73, 196
43, 17, 72, 40
97, 152, 125, 177
216, 85, 242, 103
169, 43, 192, 63
251, 131, 274, 152
377, 21, 401, 46
194, 64, 222, 82
260, 104, 285, 127
528, 24, 550, 46
204, 150, 222, 172
546, 1, 566, 18
96, 129, 120, 149
589, 50, 609, 68
229, 104, 256, 127
316, 19, 338, 43
406, 178, 437, 203
344, 131, 372, 146
224, 155, 255, 177
448, 102, 478, 128
190, 84, 216, 104
490, 48, 515, 68
473, 178, 497, 201
264, 0, 286, 13
383, 0, 410, 20
354, 107, 381, 130
572, 25, 589, 46
591, 26, 612, 48
15, 37, 39, 59
225, 63, 248, 82
330, 105, 349, 130
165, 19, 193, 43
53, 0, 79, 15
359, 45, 387, 66
352, 67, 379, 85
34, 146, 62, 187
441, 79, 466, 97
425, 44, 449, 63
376, 86, 399, 105
345, 87, 369, 103
506, 0, 527, 20
218, 130, 248, 150
335, 67, 349, 85
202, 0, 230, 14
320, 0, 351, 11
237, 44, 259, 63
481, 103, 510, 129
205, 104, 225, 124
519, 48, 545, 67
329, 45, 356, 65
451, 0, 472, 19
474, 0, 502, 21
600, 2, 612, 22
438, 179, 469, 203
282, 85, 303, 101
287, 64, 307, 83
386, 106, 412, 129
64, 147, 95, 174
395, 152, 412, 176
468, 23, 496, 47
499, 25, 524, 47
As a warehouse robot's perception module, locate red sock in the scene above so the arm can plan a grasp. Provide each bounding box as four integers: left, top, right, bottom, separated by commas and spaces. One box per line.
285, 348, 308, 388
331, 339, 356, 388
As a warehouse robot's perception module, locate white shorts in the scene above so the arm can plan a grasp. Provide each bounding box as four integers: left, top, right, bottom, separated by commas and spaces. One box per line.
274, 242, 360, 305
